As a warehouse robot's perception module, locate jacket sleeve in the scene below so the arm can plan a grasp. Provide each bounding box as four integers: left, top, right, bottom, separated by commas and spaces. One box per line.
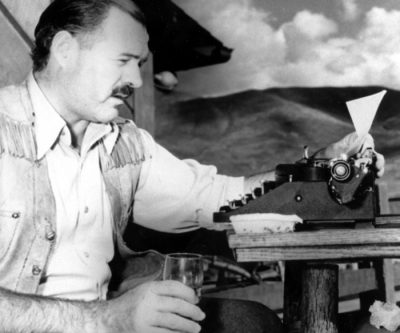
133, 129, 244, 232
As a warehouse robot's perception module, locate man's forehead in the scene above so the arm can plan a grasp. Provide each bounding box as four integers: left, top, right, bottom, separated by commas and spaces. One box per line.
102, 7, 147, 36
110, 0, 145, 24
93, 6, 149, 53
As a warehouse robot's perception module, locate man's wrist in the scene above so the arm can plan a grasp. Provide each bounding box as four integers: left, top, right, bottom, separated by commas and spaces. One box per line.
81, 300, 109, 333
0, 287, 111, 333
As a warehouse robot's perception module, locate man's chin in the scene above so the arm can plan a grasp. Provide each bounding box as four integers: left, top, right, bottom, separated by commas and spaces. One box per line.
97, 105, 120, 123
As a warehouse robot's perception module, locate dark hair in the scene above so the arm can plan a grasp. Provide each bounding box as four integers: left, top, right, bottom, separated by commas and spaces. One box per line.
31, 0, 146, 72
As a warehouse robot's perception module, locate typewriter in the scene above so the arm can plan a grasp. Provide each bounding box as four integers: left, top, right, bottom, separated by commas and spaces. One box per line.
213, 146, 391, 229
214, 90, 400, 229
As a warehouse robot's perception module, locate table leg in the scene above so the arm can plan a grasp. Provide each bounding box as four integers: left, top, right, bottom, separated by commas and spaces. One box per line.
301, 264, 339, 333
283, 263, 339, 333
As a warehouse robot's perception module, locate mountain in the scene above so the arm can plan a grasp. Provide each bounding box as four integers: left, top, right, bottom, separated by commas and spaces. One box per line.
155, 86, 400, 197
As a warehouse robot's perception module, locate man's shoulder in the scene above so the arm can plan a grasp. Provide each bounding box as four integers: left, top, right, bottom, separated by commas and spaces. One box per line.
0, 82, 28, 104
0, 82, 31, 122
110, 117, 152, 162
113, 117, 143, 137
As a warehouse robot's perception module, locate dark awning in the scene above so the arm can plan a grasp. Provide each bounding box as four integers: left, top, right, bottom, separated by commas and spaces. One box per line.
135, 0, 233, 73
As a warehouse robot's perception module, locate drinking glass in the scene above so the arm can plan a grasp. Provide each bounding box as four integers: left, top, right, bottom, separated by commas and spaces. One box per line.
163, 253, 204, 297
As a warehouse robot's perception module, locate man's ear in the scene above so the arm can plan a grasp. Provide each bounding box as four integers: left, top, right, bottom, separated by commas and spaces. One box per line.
50, 30, 79, 68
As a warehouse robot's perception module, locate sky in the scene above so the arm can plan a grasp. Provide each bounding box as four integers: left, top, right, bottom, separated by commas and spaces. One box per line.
172, 0, 400, 97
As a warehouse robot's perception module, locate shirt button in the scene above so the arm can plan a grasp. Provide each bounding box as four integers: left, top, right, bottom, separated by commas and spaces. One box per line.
32, 265, 41, 276
11, 212, 20, 219
45, 229, 56, 242
84, 206, 89, 214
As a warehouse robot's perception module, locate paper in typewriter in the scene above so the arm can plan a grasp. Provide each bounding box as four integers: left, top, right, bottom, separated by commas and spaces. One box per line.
346, 90, 386, 137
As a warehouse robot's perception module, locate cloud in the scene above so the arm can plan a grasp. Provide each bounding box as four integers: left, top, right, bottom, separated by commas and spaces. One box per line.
287, 10, 338, 39
339, 0, 361, 21
360, 7, 400, 53
175, 0, 286, 94
274, 7, 400, 88
174, 1, 400, 97
281, 11, 338, 62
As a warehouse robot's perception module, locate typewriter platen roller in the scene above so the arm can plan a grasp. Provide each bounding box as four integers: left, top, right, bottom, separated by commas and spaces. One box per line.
214, 148, 381, 229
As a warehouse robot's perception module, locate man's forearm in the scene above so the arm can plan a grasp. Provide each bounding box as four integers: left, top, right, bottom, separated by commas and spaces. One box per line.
0, 287, 103, 333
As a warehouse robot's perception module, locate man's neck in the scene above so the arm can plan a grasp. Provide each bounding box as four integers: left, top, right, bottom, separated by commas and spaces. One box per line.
67, 121, 89, 150
34, 71, 89, 150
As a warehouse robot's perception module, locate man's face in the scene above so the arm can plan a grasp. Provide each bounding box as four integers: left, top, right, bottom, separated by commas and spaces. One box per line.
61, 6, 149, 124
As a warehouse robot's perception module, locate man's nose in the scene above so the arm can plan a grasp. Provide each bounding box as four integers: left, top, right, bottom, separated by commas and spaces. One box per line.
124, 63, 143, 89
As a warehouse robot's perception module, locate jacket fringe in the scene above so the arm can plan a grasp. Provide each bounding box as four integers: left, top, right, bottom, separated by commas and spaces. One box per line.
0, 113, 36, 161
0, 104, 145, 168
100, 121, 146, 170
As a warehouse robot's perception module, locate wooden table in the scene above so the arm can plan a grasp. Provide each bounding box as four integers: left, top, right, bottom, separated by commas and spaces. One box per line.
228, 227, 400, 333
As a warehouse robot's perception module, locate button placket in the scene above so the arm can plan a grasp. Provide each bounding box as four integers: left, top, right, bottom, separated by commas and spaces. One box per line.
43, 217, 56, 242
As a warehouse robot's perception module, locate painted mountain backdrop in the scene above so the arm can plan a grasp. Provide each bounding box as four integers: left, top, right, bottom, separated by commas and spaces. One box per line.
155, 87, 400, 198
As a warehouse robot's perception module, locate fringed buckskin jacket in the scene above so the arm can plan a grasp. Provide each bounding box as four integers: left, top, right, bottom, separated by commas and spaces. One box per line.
0, 81, 156, 295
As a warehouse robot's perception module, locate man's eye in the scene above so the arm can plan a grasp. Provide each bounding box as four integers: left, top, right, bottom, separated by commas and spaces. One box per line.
118, 59, 130, 65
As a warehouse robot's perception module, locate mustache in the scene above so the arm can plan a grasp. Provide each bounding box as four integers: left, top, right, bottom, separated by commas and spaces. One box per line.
111, 84, 135, 100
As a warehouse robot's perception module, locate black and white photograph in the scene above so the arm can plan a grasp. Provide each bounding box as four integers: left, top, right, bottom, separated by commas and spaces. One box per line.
0, 0, 399, 332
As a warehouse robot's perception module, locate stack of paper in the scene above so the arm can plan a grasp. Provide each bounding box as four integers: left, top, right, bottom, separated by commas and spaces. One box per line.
230, 213, 302, 234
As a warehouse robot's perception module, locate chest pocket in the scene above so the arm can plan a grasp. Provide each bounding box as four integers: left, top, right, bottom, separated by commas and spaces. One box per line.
0, 209, 21, 261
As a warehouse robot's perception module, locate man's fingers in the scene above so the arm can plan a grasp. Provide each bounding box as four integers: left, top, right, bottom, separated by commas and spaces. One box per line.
345, 133, 374, 156
158, 296, 205, 322
153, 312, 202, 333
151, 280, 199, 304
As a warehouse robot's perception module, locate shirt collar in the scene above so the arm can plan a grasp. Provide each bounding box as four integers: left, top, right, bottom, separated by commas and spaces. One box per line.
81, 122, 119, 158
27, 72, 119, 159
28, 72, 65, 159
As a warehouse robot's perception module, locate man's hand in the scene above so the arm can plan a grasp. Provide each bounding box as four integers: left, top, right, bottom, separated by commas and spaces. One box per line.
315, 132, 385, 178
101, 280, 205, 333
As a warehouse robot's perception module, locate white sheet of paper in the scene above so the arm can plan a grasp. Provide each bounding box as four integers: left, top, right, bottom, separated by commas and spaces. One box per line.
229, 213, 302, 234
346, 90, 386, 136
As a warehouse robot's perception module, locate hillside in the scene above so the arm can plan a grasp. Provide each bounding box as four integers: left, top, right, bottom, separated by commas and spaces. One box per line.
155, 86, 400, 197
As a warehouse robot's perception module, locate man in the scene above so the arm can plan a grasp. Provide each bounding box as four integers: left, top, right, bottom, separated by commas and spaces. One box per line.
0, 0, 384, 332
